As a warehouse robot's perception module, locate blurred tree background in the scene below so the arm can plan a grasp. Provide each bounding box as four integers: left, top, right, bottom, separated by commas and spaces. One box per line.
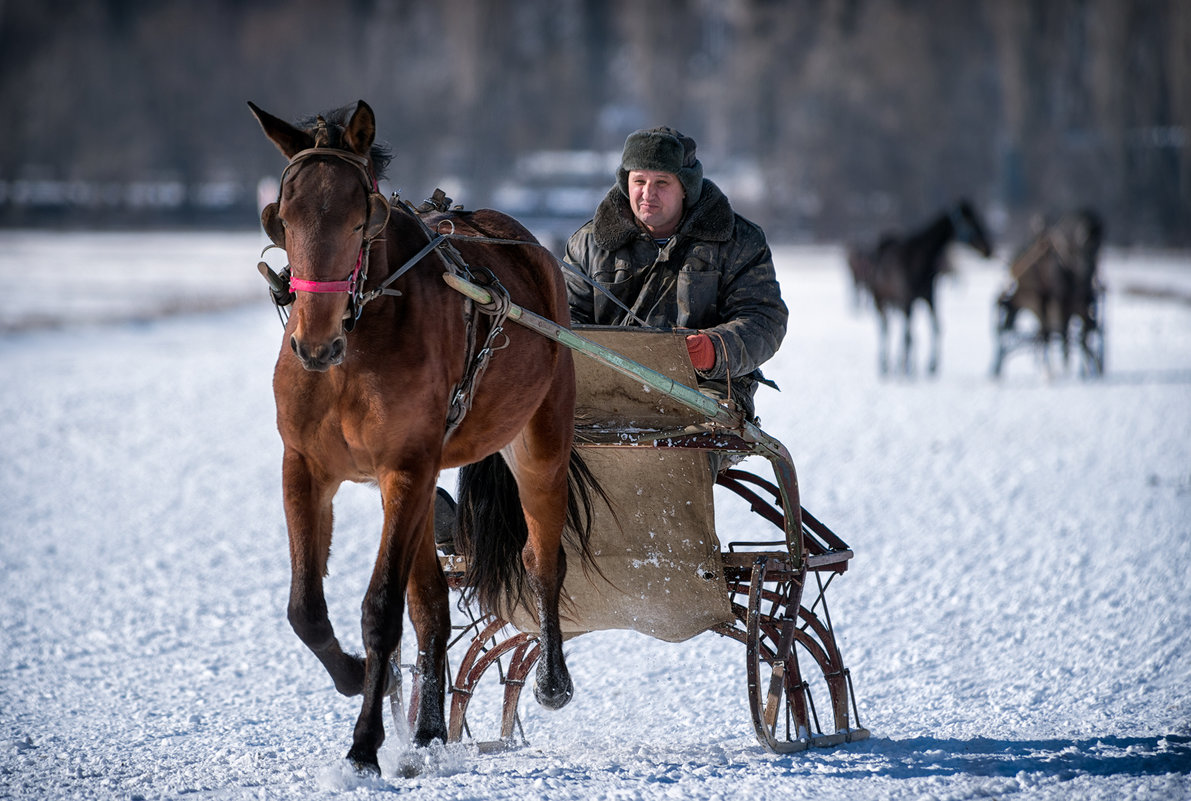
0, 0, 1186, 247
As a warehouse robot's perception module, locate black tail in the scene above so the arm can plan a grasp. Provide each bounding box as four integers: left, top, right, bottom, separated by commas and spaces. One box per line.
455, 448, 608, 616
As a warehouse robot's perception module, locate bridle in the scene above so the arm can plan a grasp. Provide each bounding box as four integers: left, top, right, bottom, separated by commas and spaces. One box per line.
258, 139, 393, 330
257, 140, 651, 333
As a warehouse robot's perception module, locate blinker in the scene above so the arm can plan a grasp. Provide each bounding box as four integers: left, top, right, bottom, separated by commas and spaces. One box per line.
261, 202, 286, 248
257, 261, 295, 307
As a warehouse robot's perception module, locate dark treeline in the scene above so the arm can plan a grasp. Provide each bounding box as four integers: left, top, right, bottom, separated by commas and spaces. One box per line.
1, 0, 1187, 246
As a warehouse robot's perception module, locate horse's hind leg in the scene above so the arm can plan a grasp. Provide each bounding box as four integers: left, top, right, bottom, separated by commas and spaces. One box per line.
926, 300, 941, 375
508, 402, 576, 710
282, 451, 365, 697
877, 309, 891, 375
521, 459, 574, 709
405, 512, 450, 747
1079, 314, 1102, 376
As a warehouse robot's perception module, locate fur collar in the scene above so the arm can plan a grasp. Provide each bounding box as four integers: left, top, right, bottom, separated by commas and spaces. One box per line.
591, 179, 735, 251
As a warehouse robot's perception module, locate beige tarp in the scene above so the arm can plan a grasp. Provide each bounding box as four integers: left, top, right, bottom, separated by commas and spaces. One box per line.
500, 328, 734, 643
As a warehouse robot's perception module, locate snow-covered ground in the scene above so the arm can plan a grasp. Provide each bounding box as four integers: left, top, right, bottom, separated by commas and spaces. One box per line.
2, 231, 1189, 800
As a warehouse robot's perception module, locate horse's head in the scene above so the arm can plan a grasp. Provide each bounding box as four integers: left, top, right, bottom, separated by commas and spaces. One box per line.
249, 100, 392, 371
1056, 209, 1105, 286
952, 199, 994, 258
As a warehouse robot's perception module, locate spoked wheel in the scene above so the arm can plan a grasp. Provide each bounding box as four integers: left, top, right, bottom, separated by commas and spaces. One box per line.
991, 298, 1011, 377
445, 615, 538, 752
386, 644, 411, 745
744, 557, 811, 751
740, 556, 867, 751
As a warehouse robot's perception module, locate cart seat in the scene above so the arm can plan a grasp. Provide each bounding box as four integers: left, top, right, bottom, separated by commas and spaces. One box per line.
504, 327, 735, 642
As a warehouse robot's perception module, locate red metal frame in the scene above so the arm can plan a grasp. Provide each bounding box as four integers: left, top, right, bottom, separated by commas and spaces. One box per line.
437, 449, 868, 753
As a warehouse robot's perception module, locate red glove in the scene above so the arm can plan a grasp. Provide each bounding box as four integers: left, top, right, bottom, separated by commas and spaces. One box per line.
685, 333, 715, 370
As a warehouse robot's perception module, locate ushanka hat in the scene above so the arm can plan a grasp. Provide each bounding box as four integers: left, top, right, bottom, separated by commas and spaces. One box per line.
617, 126, 703, 207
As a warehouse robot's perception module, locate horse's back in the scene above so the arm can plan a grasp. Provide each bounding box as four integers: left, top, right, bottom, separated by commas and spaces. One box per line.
427, 206, 577, 467
425, 208, 567, 320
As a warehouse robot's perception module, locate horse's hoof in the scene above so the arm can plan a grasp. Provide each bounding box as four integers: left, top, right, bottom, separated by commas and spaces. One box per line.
533, 676, 573, 710
395, 752, 424, 778
412, 731, 446, 750
412, 722, 447, 749
345, 747, 381, 776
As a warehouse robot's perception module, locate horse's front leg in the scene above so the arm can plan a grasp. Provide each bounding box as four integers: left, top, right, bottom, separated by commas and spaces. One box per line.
346, 470, 437, 773
877, 309, 891, 375
1079, 315, 1101, 376
282, 450, 365, 696
926, 300, 941, 375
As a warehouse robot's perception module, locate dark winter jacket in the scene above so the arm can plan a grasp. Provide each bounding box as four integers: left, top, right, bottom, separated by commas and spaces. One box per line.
564, 178, 788, 414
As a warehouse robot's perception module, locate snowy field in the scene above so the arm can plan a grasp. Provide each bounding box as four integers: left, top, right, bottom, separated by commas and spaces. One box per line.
2, 230, 1189, 800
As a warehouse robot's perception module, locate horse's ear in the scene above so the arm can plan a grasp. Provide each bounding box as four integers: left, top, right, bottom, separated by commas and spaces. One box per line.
249, 101, 314, 159
365, 193, 390, 240
343, 100, 376, 158
261, 202, 286, 248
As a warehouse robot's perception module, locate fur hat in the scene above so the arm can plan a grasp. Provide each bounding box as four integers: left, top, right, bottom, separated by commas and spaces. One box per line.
617, 126, 704, 207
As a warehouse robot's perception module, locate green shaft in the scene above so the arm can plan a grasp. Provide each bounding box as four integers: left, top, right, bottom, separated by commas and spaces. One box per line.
443, 272, 739, 426
442, 271, 802, 563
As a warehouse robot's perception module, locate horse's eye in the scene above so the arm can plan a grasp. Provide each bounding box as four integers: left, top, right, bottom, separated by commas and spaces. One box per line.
353, 223, 364, 233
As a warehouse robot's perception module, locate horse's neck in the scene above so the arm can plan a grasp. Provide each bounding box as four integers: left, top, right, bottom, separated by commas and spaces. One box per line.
911, 216, 954, 271
374, 209, 438, 286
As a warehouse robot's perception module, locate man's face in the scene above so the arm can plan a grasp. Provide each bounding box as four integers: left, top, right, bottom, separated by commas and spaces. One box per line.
627, 169, 684, 238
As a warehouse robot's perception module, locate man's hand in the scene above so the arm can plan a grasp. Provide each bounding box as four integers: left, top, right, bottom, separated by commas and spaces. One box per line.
685, 333, 715, 370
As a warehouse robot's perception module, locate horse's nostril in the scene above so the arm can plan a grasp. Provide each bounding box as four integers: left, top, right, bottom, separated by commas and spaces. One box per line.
330, 337, 346, 362
290, 335, 300, 355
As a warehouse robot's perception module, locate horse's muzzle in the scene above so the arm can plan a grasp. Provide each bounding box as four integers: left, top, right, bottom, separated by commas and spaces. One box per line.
291, 334, 346, 372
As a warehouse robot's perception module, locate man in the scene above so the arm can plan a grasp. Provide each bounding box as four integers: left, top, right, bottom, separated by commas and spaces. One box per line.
564, 126, 788, 420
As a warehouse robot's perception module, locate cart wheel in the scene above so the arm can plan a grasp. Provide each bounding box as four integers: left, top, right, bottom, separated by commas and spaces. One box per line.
992, 336, 1008, 378
1081, 326, 1105, 377
386, 644, 411, 746
991, 303, 1007, 377
446, 616, 537, 751
744, 557, 813, 752
740, 556, 868, 752
1085, 290, 1106, 377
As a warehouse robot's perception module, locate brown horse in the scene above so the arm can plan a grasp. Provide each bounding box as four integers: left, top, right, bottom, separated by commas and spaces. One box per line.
249, 100, 600, 774
860, 200, 993, 375
992, 209, 1105, 377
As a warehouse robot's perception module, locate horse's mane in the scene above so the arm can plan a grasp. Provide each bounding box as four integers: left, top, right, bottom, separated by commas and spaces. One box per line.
296, 104, 393, 180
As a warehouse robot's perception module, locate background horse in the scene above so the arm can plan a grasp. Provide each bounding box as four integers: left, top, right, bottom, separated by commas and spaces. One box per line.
250, 100, 601, 774
844, 235, 888, 309
992, 209, 1105, 377
860, 199, 993, 375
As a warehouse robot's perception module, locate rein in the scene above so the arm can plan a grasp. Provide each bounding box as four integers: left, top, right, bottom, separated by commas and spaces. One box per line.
258, 141, 648, 329
260, 192, 649, 329
254, 157, 660, 438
